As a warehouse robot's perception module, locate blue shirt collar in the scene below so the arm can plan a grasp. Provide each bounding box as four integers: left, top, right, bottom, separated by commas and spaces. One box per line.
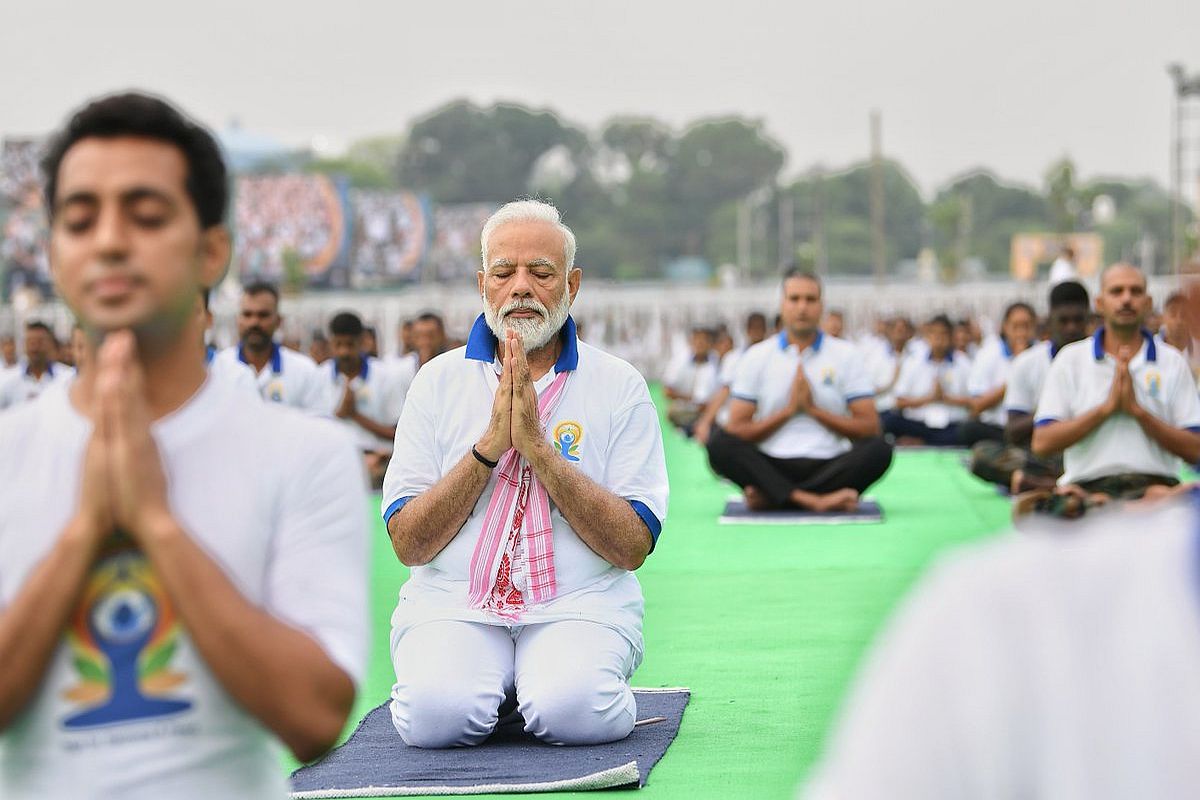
333, 355, 370, 380
27, 362, 54, 378
238, 342, 283, 373
465, 314, 579, 372
777, 329, 823, 354
1091, 326, 1156, 363
205, 345, 216, 365
1000, 336, 1012, 359
928, 349, 954, 364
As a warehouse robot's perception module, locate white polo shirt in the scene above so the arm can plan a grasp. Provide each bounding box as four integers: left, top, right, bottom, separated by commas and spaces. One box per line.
0, 374, 368, 800
805, 496, 1200, 800
714, 348, 744, 426
213, 343, 327, 412
0, 362, 74, 409
968, 336, 1025, 426
206, 347, 261, 400
730, 331, 875, 460
325, 355, 412, 451
892, 350, 972, 429
662, 350, 718, 405
865, 344, 903, 413
1003, 339, 1060, 418
380, 315, 668, 662
1035, 329, 1200, 484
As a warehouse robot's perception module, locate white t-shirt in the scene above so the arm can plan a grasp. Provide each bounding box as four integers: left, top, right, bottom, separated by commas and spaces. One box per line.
0, 362, 74, 409
893, 351, 972, 429
1034, 330, 1200, 484
0, 372, 369, 800
1004, 339, 1059, 417
213, 344, 327, 412
730, 332, 875, 460
967, 336, 1022, 426
325, 355, 413, 452
381, 315, 668, 662
806, 496, 1200, 800
662, 351, 718, 406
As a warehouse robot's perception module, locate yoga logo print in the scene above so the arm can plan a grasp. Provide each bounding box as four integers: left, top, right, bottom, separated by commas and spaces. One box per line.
61, 532, 192, 730
553, 420, 583, 462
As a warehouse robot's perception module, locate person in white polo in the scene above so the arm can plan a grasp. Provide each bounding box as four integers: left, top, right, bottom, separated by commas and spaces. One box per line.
326, 310, 413, 487
212, 281, 327, 411
693, 311, 769, 446
0, 92, 367, 799
960, 302, 1035, 446
1032, 263, 1200, 505
706, 270, 892, 513
969, 281, 1090, 493
885, 314, 973, 446
0, 321, 74, 409
381, 199, 668, 748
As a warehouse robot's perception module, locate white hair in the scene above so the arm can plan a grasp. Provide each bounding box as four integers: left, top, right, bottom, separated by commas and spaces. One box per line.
480, 199, 577, 270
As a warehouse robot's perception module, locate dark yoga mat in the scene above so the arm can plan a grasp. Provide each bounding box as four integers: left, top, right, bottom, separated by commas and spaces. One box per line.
719, 498, 883, 525
290, 688, 690, 797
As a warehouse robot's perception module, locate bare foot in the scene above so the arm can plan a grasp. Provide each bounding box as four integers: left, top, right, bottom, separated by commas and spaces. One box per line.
743, 486, 771, 511
814, 488, 860, 512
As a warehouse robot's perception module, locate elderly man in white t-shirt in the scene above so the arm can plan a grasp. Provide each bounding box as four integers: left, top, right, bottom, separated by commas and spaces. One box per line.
381, 199, 668, 748
706, 270, 892, 512
1031, 263, 1200, 512
0, 93, 368, 799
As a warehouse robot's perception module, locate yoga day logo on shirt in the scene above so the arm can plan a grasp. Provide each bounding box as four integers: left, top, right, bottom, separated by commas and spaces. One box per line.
820, 367, 836, 386
266, 380, 284, 403
1145, 370, 1162, 399
553, 421, 583, 462
60, 532, 192, 730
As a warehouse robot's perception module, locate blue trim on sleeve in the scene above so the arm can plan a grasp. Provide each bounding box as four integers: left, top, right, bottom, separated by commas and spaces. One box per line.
844, 393, 875, 403
730, 393, 758, 404
1006, 407, 1031, 417
383, 496, 416, 524
1187, 426, 1200, 434
1033, 417, 1059, 427
629, 500, 662, 549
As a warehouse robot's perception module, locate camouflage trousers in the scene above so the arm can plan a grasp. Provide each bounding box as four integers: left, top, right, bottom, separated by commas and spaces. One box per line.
970, 441, 1062, 488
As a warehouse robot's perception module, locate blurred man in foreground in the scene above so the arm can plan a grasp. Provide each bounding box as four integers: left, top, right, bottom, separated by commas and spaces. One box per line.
0, 92, 367, 799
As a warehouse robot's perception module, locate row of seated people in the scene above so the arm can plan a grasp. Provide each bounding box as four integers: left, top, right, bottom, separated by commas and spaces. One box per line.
663, 265, 1200, 517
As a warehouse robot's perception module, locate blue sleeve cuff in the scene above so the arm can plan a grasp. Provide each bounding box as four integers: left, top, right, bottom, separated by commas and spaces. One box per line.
1006, 407, 1030, 417
383, 495, 416, 525
730, 393, 757, 404
845, 393, 875, 403
1186, 426, 1200, 434
1033, 417, 1059, 428
628, 500, 662, 553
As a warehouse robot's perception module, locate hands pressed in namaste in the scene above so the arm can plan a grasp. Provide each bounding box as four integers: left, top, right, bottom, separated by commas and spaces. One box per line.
476, 330, 551, 463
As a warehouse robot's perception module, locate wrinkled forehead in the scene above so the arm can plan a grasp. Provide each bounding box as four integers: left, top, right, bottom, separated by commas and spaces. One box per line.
484, 221, 567, 271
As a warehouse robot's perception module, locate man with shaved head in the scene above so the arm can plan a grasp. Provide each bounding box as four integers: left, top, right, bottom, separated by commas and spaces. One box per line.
1030, 263, 1200, 511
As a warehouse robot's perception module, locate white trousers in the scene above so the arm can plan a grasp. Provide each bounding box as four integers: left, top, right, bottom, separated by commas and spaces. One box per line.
390, 619, 637, 748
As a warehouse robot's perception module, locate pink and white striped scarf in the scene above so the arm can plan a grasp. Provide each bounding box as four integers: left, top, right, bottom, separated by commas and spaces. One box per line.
468, 368, 571, 612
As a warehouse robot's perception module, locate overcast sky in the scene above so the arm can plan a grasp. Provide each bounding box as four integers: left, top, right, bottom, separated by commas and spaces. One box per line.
3, 0, 1197, 196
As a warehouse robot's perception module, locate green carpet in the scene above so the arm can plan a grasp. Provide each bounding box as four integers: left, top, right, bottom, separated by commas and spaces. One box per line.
288, 414, 1013, 798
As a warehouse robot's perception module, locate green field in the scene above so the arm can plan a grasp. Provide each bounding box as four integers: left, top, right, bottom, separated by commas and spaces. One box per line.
295, 403, 1013, 798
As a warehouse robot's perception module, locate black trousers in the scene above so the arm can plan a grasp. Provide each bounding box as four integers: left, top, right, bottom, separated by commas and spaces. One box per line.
706, 427, 894, 508
959, 419, 1005, 447
881, 411, 962, 447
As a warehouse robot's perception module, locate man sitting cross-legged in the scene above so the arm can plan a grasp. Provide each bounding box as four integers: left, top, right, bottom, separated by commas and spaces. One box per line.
970, 281, 1090, 493
706, 269, 893, 512
381, 199, 669, 748
1030, 263, 1200, 512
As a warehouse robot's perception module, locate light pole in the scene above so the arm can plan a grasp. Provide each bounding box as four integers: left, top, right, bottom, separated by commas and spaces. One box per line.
1168, 64, 1200, 277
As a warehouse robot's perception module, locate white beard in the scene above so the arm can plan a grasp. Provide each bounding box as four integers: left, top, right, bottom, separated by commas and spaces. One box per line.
483, 288, 571, 353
